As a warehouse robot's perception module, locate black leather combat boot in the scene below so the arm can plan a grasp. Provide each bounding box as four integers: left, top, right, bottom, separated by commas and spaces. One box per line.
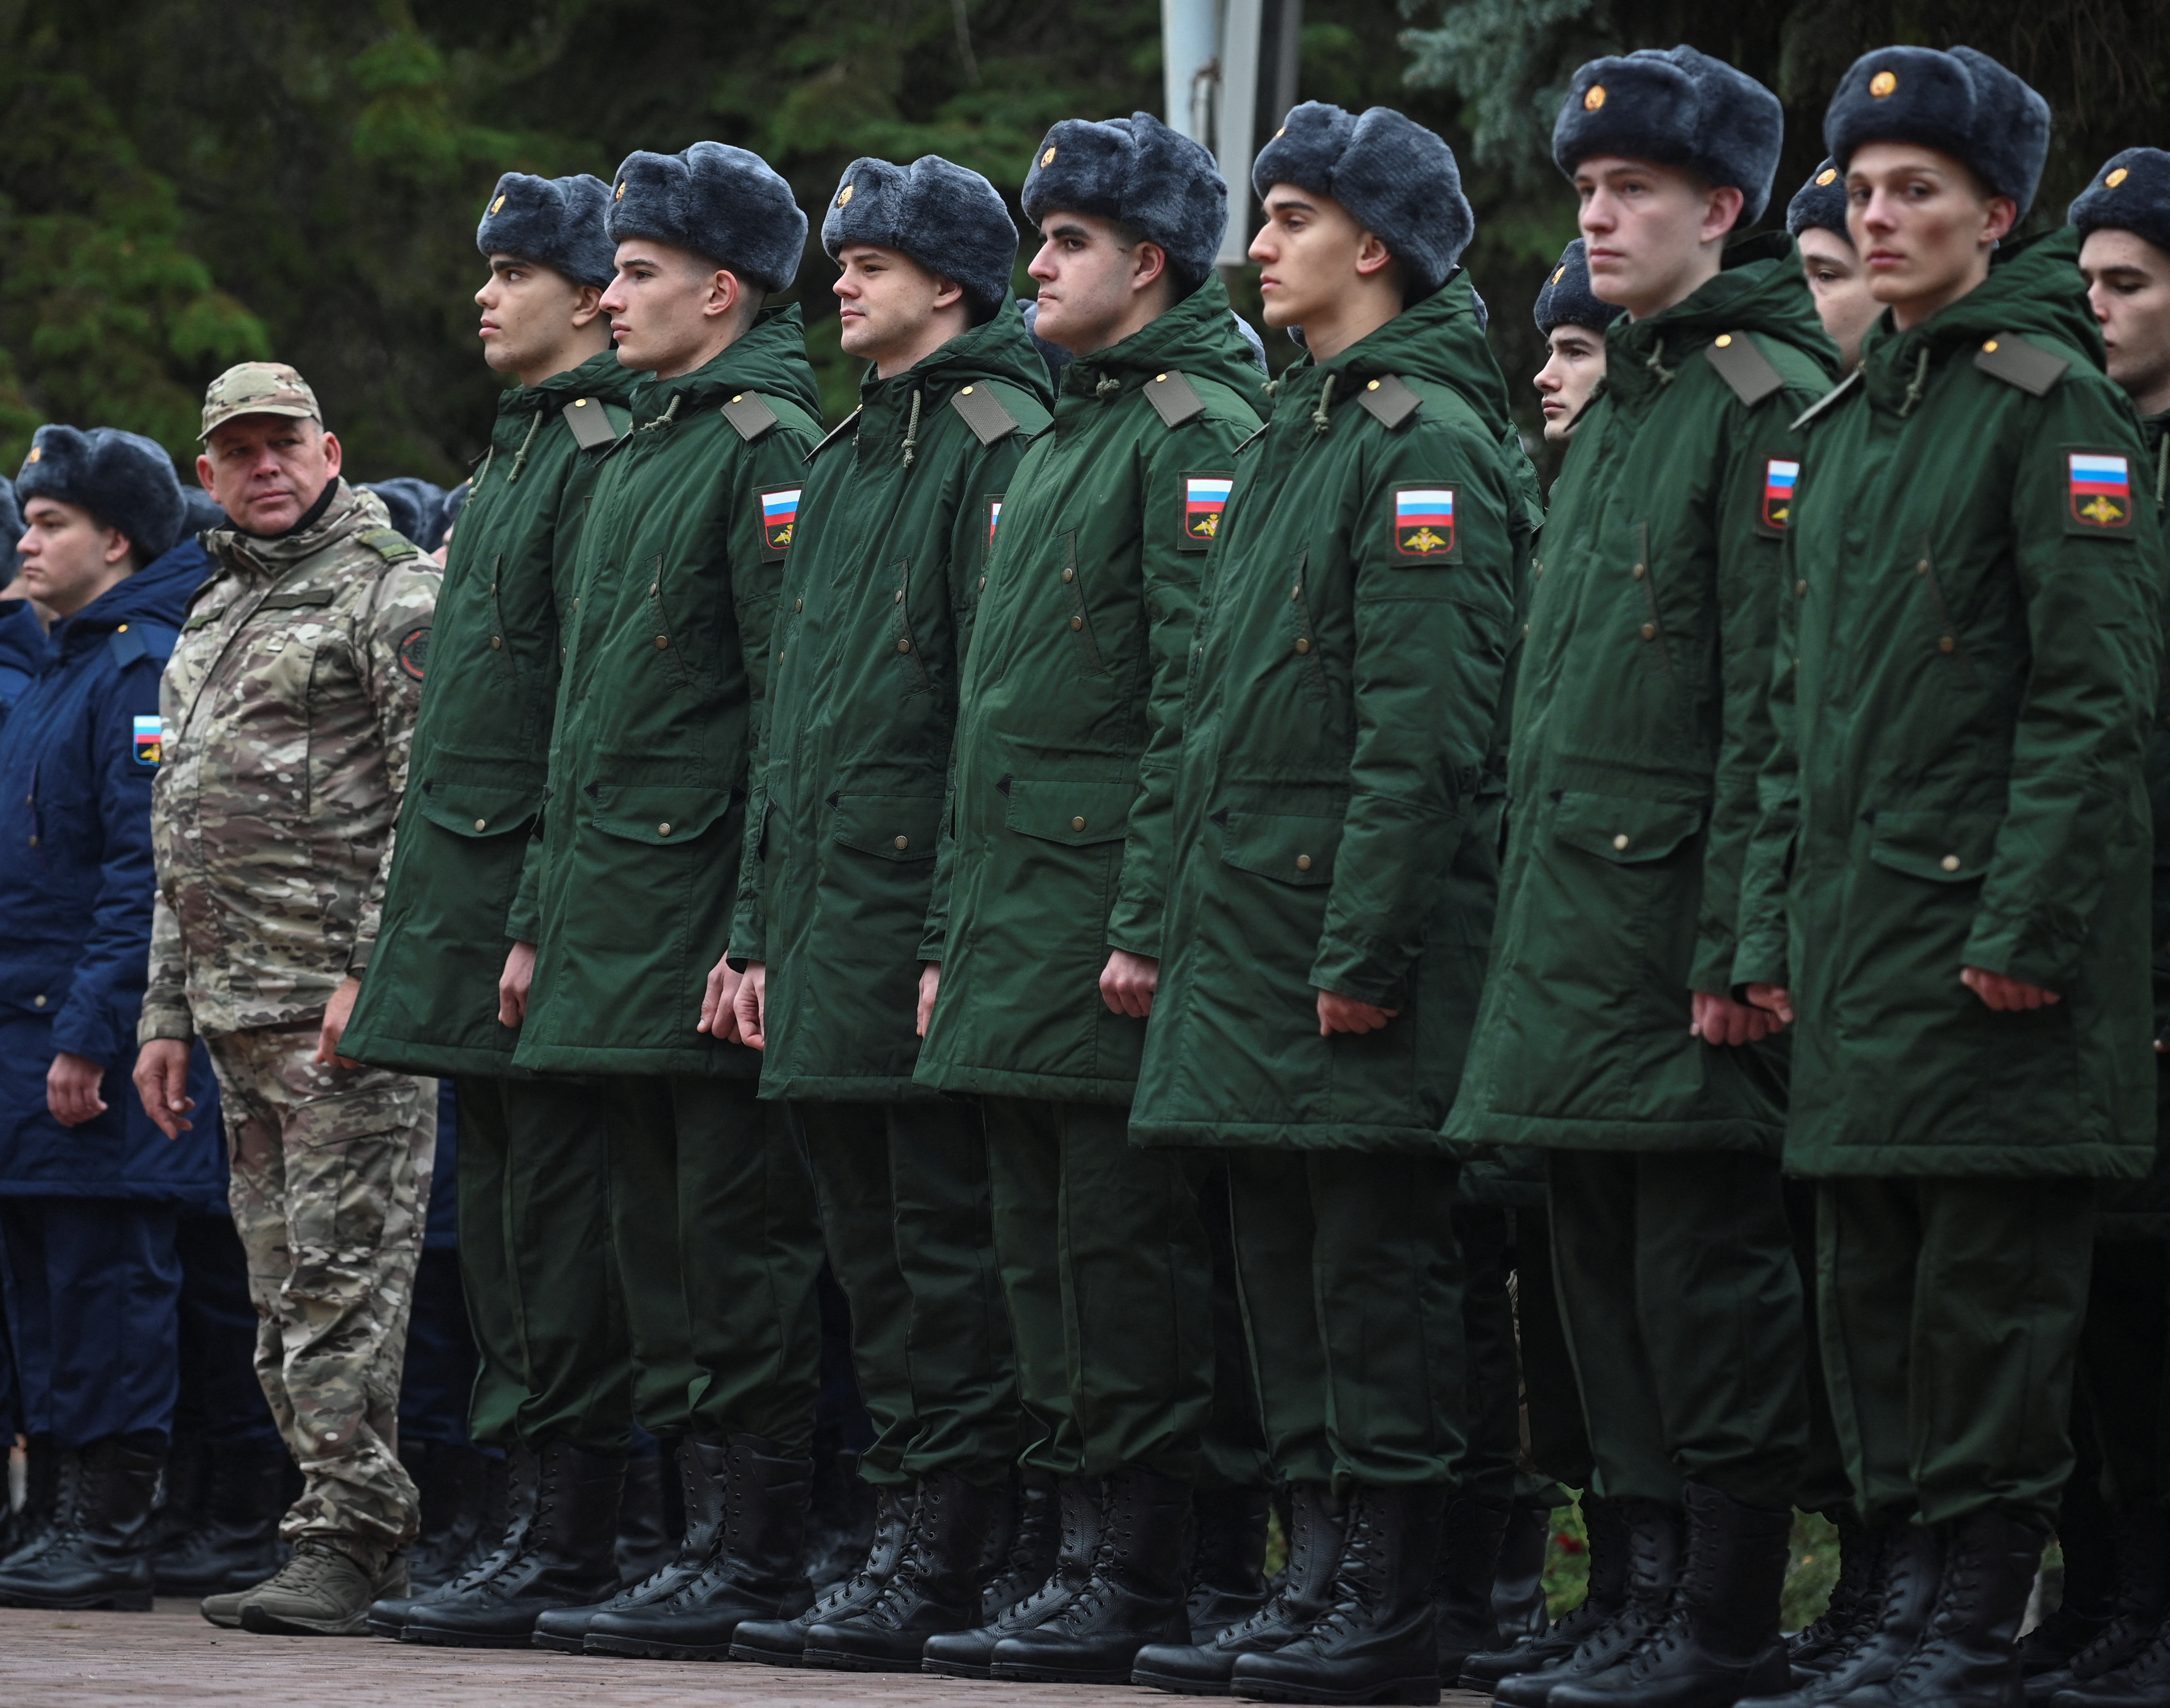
153, 1444, 291, 1596
1496, 1505, 1558, 1644
974, 1466, 1061, 1624
2025, 1500, 2168, 1706
803, 1471, 1010, 1669
2047, 1605, 2170, 1705
1739, 1519, 1942, 1708
366, 1440, 532, 1639
1464, 1494, 1633, 1689
401, 1440, 497, 1594
613, 1445, 676, 1587
1492, 1499, 1686, 1708
1436, 1495, 1516, 1682
1840, 1510, 2041, 1708
1229, 1481, 1451, 1706
1788, 1511, 1881, 1687
0, 1437, 66, 1570
2022, 1481, 2116, 1678
729, 1482, 915, 1664
533, 1435, 730, 1653
922, 1472, 1106, 1679
1186, 1484, 1274, 1644
580, 1433, 814, 1659
1133, 1481, 1349, 1695
398, 1438, 624, 1647
0, 1436, 163, 1611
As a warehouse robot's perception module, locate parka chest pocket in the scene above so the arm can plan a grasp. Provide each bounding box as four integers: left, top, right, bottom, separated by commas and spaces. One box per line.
1217, 811, 1343, 886
1004, 779, 1136, 845
1865, 811, 1998, 883
418, 780, 543, 840
832, 793, 942, 861
1552, 792, 1704, 864
586, 783, 735, 847
244, 588, 340, 710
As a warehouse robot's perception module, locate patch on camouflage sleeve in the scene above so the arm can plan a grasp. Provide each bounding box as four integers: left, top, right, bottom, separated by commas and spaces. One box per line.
133, 715, 164, 767
2066, 449, 2134, 532
1392, 485, 1459, 561
1756, 457, 1798, 538
397, 625, 431, 681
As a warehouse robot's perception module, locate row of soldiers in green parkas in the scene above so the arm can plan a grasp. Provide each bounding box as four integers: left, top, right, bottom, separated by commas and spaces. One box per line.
303, 34, 2170, 1708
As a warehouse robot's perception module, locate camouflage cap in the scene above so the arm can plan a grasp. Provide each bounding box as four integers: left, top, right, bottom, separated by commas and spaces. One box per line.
200, 361, 322, 440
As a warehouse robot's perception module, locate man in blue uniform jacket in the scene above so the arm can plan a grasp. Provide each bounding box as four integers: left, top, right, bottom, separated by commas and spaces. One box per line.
0, 426, 223, 1611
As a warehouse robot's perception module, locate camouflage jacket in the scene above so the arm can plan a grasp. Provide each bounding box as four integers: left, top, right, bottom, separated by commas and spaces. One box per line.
141, 481, 439, 1041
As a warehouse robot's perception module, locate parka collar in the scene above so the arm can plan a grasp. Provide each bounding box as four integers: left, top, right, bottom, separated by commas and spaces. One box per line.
1267, 270, 1513, 442
625, 304, 823, 426
1057, 276, 1264, 410
1600, 232, 1828, 412
843, 306, 1054, 462
206, 480, 389, 582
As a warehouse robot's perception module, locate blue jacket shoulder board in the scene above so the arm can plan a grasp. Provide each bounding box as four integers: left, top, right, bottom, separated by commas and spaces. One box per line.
107, 622, 181, 670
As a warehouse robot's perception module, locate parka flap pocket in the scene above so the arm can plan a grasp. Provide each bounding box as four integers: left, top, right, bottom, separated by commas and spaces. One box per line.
1867, 810, 1999, 883
587, 784, 735, 847
833, 794, 943, 861
418, 781, 542, 840
1005, 779, 1137, 846
1218, 812, 1343, 887
1553, 793, 1704, 864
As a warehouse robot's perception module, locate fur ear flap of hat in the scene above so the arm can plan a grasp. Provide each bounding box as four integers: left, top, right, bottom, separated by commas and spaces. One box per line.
1021, 112, 1227, 293
607, 141, 809, 292
2070, 147, 2170, 261
1534, 239, 1623, 336
823, 156, 1020, 317
476, 172, 619, 290
1822, 45, 2050, 218
1786, 158, 1852, 242
1552, 45, 1783, 228
1252, 102, 1474, 299
15, 425, 186, 563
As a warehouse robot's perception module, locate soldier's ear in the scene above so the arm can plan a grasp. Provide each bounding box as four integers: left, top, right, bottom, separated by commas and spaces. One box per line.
319, 430, 344, 480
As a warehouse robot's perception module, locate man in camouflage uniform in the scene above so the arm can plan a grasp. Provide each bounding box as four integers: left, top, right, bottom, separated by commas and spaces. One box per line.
132, 361, 441, 1637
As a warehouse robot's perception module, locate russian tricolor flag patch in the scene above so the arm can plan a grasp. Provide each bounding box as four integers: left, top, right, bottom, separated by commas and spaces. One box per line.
1763, 459, 1798, 531
1183, 475, 1232, 544
1393, 485, 1457, 559
2068, 452, 2132, 530
759, 486, 801, 555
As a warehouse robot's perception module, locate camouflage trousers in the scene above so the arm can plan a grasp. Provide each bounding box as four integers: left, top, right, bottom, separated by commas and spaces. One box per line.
207, 1023, 436, 1554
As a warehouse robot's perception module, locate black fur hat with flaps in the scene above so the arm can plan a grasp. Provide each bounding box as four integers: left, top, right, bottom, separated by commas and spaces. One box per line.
1786, 158, 1851, 241
2070, 149, 2170, 260
476, 172, 618, 290
1823, 46, 2050, 218
607, 141, 809, 292
1252, 102, 1474, 300
1021, 112, 1226, 293
15, 425, 185, 563
823, 156, 1020, 318
1552, 45, 1783, 228
1533, 239, 1622, 336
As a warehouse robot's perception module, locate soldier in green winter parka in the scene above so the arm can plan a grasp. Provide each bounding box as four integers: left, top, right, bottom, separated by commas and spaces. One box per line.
335, 175, 640, 1645
1734, 50, 2165, 1708
2034, 148, 2170, 1708
1447, 46, 1838, 1708
1125, 103, 1536, 1707
913, 113, 1266, 1686
494, 143, 830, 1660
717, 155, 1050, 1673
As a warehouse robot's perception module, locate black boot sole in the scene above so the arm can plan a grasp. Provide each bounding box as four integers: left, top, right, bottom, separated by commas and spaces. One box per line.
727, 1637, 808, 1665
1235, 1674, 1441, 1705
0, 1586, 154, 1613
529, 1628, 594, 1653
399, 1624, 542, 1648
994, 1659, 1152, 1685
581, 1633, 735, 1660
364, 1612, 407, 1639
1132, 1661, 1236, 1695
921, 1656, 998, 1679
803, 1646, 928, 1672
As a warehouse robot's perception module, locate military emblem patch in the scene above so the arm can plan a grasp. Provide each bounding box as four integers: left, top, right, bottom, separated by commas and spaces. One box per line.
758, 486, 801, 561
397, 625, 430, 681
987, 496, 1003, 557
1182, 475, 1231, 549
1762, 459, 1798, 532
1393, 486, 1458, 560
132, 715, 163, 767
2069, 452, 2133, 530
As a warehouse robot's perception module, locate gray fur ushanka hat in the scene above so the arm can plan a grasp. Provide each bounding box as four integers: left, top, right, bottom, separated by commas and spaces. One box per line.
1552, 45, 1783, 228
2069, 149, 2170, 259
1786, 158, 1851, 241
1822, 46, 2050, 218
1252, 102, 1473, 300
1021, 112, 1225, 292
1533, 239, 1622, 336
15, 425, 185, 562
823, 156, 1019, 318
608, 142, 809, 292
476, 173, 618, 289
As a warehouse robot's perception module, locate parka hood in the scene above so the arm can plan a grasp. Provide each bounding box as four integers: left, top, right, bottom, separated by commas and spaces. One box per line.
509, 343, 639, 413
847, 300, 1056, 457
1274, 268, 1513, 441
1603, 232, 1837, 412
1058, 275, 1268, 409
628, 303, 823, 424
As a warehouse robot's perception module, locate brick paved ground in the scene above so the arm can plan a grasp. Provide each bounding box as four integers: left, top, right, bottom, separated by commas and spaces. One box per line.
0, 1599, 1499, 1706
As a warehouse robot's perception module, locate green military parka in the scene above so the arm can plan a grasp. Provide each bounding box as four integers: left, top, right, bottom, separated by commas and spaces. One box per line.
728, 309, 1053, 1099
512, 307, 822, 1077
1735, 230, 2163, 1180
1448, 233, 1836, 1154
344, 347, 633, 1076
1130, 276, 1534, 1150
913, 279, 1265, 1104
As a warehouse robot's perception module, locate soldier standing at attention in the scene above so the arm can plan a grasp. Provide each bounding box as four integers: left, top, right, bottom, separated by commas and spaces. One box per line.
1447, 46, 1836, 1708
131, 361, 442, 1636
1736, 49, 2163, 1708
913, 112, 1264, 1686
1785, 161, 1883, 372
498, 142, 829, 1663
1533, 239, 1621, 445
721, 156, 1049, 1672
337, 173, 644, 1645
1127, 102, 1535, 1705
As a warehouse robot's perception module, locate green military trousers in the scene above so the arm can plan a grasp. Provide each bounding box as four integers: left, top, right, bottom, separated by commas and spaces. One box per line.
605, 1076, 824, 1452
1784, 1179, 1856, 1516
1816, 1176, 2094, 1529
1515, 1206, 1594, 1490
1196, 1157, 1272, 1493
454, 1076, 633, 1452
796, 1098, 1017, 1486
982, 1097, 1213, 1481
2076, 1235, 2169, 1502
1456, 1204, 1526, 1503
1225, 1149, 1466, 1488
1547, 1149, 1808, 1513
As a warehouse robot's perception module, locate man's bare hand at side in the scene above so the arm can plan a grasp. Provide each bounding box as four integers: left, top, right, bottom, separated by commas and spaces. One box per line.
1100, 949, 1160, 1019
699, 951, 744, 1045
730, 962, 768, 1050
131, 1038, 196, 1140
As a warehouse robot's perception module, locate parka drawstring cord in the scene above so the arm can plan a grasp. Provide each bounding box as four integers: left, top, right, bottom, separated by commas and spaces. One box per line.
1311, 370, 1336, 434
901, 385, 922, 468
2156, 431, 2168, 510
1262, 376, 1281, 401
1642, 343, 1677, 386
1898, 347, 1932, 419
504, 408, 546, 485
639, 393, 682, 433
1094, 373, 1121, 401
470, 445, 496, 497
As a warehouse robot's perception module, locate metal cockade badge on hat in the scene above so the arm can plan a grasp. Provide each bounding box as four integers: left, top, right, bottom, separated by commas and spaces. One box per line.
1816, 168, 1838, 186
614, 181, 625, 200
490, 194, 506, 214
1041, 146, 1057, 166
2108, 167, 2130, 188
1584, 84, 1606, 110
837, 184, 854, 207
1870, 70, 1898, 97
